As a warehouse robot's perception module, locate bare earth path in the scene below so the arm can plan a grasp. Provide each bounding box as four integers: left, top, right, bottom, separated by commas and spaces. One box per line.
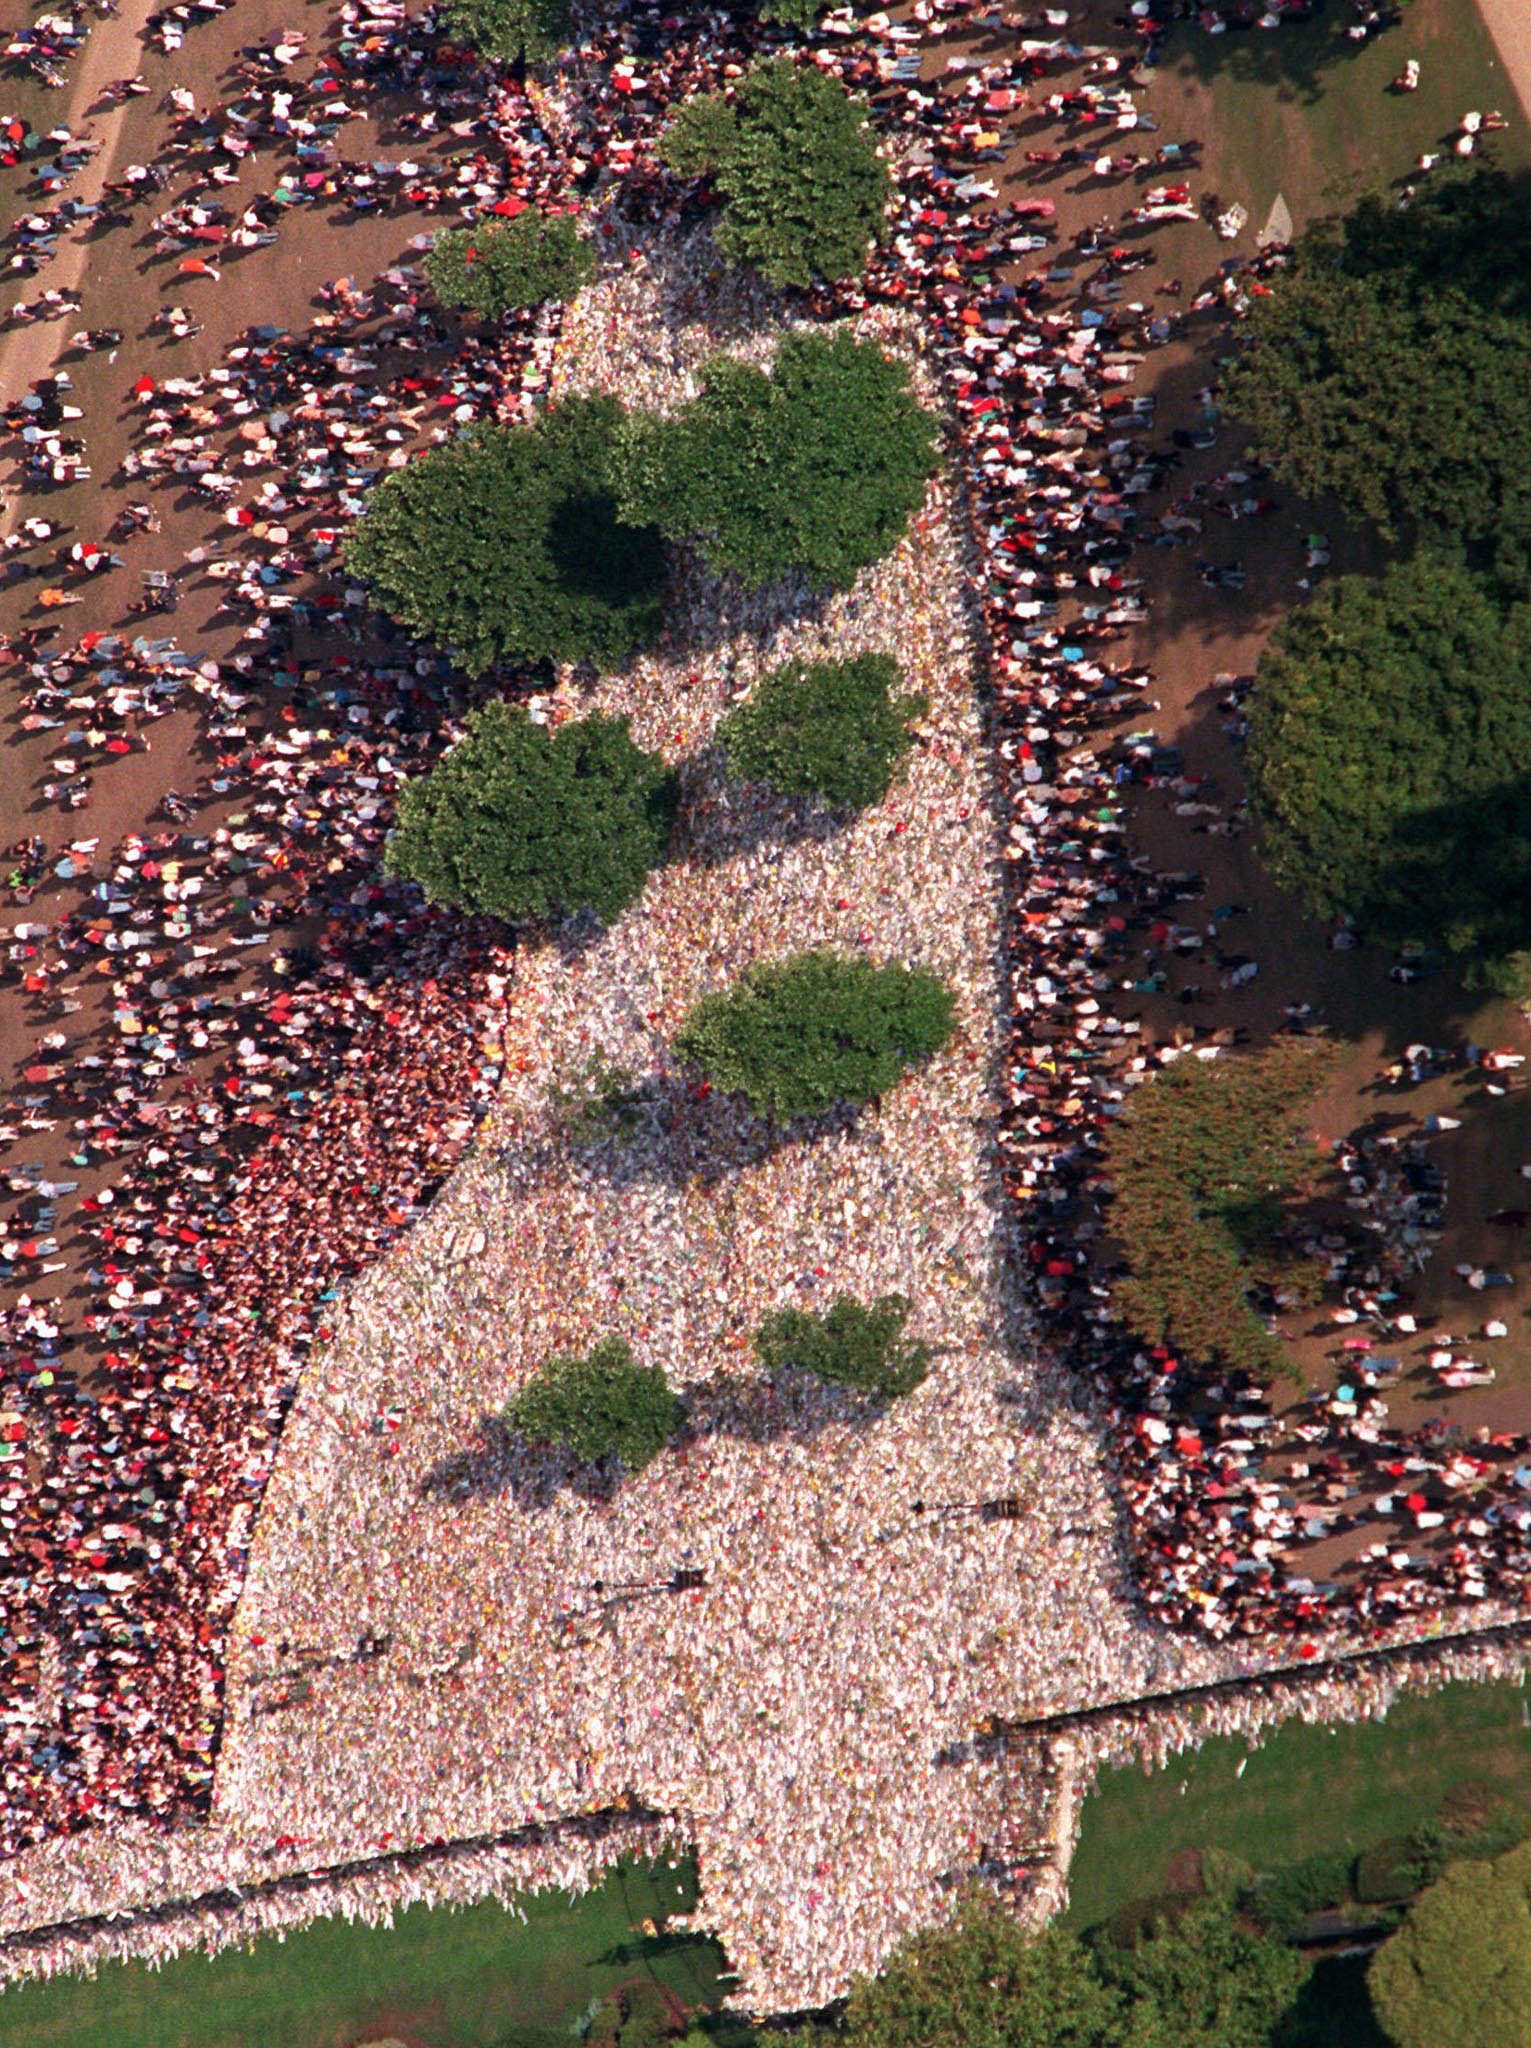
1474, 0, 1531, 124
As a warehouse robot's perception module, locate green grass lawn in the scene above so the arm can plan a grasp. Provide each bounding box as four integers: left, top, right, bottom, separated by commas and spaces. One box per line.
0, 1857, 752, 2048
1066, 1677, 1531, 1932
1150, 0, 1530, 236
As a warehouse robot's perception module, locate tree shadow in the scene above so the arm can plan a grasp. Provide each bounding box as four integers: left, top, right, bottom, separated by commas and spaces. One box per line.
419, 1411, 626, 1512
1160, 5, 1400, 109
674, 745, 852, 871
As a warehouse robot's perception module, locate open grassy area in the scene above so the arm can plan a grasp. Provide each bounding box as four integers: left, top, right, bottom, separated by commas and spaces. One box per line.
1066, 1678, 1531, 1931
0, 1858, 751, 2048
1150, 0, 1529, 237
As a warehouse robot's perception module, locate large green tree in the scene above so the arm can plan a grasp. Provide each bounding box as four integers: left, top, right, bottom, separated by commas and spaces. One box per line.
442, 0, 570, 62
718, 653, 924, 809
753, 1294, 930, 1398
424, 211, 593, 319
346, 396, 665, 674
1105, 1038, 1336, 1386
1224, 171, 1531, 574
503, 1337, 683, 1478
1100, 1898, 1309, 2048
1369, 1838, 1531, 2048
676, 950, 955, 1122
618, 331, 937, 590
385, 703, 678, 925
1246, 553, 1531, 986
661, 58, 890, 289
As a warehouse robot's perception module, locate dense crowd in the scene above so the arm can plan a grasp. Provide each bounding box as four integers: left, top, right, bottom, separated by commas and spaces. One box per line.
0, 0, 1526, 2008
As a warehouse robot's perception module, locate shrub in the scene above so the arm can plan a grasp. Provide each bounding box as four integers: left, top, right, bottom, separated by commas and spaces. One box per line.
345, 395, 665, 674
424, 210, 593, 318
1368, 1837, 1531, 2048
675, 950, 955, 1122
1104, 1037, 1337, 1385
618, 329, 938, 591
1246, 552, 1531, 987
1354, 1836, 1436, 1908
385, 703, 678, 925
1248, 1850, 1357, 1936
660, 58, 889, 289
441, 0, 571, 62
718, 653, 924, 808
753, 1294, 930, 1398
502, 1337, 682, 1477
760, 0, 831, 22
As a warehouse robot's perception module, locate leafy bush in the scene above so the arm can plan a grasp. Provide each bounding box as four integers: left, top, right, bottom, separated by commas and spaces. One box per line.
753, 1294, 930, 1398
346, 395, 665, 674
1248, 1850, 1357, 1936
618, 329, 937, 591
1247, 553, 1531, 988
661, 58, 889, 289
1224, 170, 1531, 576
718, 653, 924, 808
502, 1337, 682, 1477
441, 0, 571, 61
1354, 1836, 1436, 1908
760, 0, 831, 22
1104, 1037, 1336, 1385
424, 211, 593, 318
1369, 1837, 1531, 2048
675, 950, 955, 1122
385, 703, 677, 925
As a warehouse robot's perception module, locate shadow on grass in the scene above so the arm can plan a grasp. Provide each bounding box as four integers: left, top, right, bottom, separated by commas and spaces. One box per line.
1163, 5, 1402, 109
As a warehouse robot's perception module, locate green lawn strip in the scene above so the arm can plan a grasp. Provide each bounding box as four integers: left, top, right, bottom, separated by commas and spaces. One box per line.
0, 1856, 745, 2048
1160, 0, 1530, 234
1066, 1678, 1531, 1930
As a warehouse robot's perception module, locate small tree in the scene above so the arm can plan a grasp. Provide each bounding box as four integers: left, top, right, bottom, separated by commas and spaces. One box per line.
718, 653, 924, 808
385, 703, 677, 925
503, 1337, 683, 1477
618, 331, 937, 591
424, 211, 593, 319
442, 0, 571, 62
675, 950, 955, 1122
661, 58, 889, 290
1369, 1838, 1531, 2048
1104, 1038, 1336, 1386
1246, 553, 1531, 986
760, 0, 832, 24
754, 1294, 930, 1398
346, 396, 665, 674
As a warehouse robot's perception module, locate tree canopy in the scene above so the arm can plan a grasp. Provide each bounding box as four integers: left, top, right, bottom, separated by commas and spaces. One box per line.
502, 1337, 683, 1478
839, 1892, 1306, 2048
1223, 171, 1531, 575
1246, 553, 1531, 987
385, 703, 678, 925
675, 950, 955, 1122
718, 653, 925, 809
424, 211, 593, 319
441, 0, 571, 62
1369, 1838, 1531, 2048
753, 1293, 930, 1398
661, 58, 889, 289
1105, 1038, 1335, 1386
618, 330, 937, 590
346, 396, 665, 674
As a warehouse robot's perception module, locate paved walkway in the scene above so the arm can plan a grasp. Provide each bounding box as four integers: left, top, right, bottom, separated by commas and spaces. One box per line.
1474, 0, 1531, 126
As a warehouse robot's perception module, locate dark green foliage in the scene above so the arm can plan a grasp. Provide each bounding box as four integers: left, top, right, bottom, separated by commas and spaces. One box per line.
1105, 1038, 1336, 1385
1431, 1782, 1531, 1865
718, 653, 924, 808
840, 1890, 1307, 2048
675, 950, 955, 1121
1249, 1852, 1358, 1936
660, 58, 889, 289
441, 0, 570, 61
587, 1978, 690, 2048
385, 703, 677, 925
753, 1294, 930, 1398
1354, 1837, 1436, 1909
760, 0, 832, 23
1246, 553, 1531, 986
502, 1337, 683, 1477
841, 1894, 1124, 2048
424, 211, 593, 318
346, 396, 665, 674
1224, 171, 1531, 573
1097, 1897, 1310, 2048
618, 331, 937, 590
1369, 1837, 1531, 2048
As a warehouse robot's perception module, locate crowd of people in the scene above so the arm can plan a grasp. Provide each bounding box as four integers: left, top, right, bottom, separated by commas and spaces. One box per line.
0, 0, 1527, 2012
